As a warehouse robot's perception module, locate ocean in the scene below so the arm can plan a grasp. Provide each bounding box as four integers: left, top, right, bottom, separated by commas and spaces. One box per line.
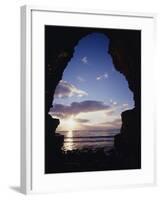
59, 130, 119, 152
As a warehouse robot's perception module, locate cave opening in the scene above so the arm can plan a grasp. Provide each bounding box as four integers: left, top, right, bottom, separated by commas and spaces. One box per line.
45, 26, 141, 173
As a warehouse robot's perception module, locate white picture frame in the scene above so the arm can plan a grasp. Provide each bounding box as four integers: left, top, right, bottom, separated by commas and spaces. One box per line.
21, 5, 156, 194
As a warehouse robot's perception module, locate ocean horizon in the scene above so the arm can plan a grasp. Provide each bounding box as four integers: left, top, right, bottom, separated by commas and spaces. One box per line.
59, 129, 120, 152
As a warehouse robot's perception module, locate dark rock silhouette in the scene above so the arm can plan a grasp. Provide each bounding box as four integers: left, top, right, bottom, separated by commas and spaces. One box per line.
45, 26, 141, 173
45, 118, 64, 172
108, 32, 141, 169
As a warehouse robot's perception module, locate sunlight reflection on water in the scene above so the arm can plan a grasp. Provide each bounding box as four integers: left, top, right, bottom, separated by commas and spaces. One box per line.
63, 130, 74, 151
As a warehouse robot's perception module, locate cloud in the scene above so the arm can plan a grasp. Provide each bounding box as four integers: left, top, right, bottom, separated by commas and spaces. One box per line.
106, 110, 115, 115
54, 80, 88, 98
109, 99, 118, 106
50, 100, 111, 118
96, 73, 108, 80
109, 118, 121, 127
81, 56, 88, 64
75, 118, 90, 123
77, 117, 121, 131
122, 103, 128, 107
100, 118, 121, 129
76, 76, 85, 82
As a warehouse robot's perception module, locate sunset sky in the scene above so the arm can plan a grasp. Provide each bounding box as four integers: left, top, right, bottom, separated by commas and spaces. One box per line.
49, 33, 134, 131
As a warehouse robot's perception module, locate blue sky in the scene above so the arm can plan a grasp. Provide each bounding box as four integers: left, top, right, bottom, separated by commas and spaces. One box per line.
50, 33, 134, 131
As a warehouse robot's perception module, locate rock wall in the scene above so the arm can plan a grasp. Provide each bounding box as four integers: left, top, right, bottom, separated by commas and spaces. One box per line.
108, 31, 141, 168
45, 26, 141, 172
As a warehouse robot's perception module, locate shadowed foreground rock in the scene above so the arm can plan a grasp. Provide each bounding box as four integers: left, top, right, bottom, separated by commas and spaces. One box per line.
115, 108, 141, 168
45, 118, 64, 172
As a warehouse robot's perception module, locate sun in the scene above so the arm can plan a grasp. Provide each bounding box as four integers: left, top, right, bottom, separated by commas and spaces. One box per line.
66, 117, 76, 130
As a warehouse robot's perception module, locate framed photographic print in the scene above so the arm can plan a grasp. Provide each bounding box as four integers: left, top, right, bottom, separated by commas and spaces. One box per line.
21, 5, 156, 194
